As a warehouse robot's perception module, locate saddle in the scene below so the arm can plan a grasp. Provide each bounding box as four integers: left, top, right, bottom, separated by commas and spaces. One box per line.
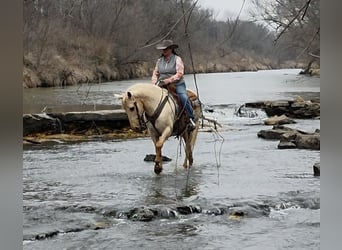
162, 84, 198, 136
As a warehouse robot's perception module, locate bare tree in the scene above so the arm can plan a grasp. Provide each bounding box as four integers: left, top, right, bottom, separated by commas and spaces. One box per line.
24, 0, 302, 87
251, 0, 320, 66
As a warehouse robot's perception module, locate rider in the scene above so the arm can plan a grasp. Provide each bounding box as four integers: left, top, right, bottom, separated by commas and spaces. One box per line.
151, 39, 196, 130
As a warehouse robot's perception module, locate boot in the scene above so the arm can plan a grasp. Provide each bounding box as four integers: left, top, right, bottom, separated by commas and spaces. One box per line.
188, 118, 196, 131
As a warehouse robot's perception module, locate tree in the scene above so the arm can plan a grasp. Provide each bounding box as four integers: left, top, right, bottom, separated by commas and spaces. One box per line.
24, 0, 302, 87
251, 0, 320, 68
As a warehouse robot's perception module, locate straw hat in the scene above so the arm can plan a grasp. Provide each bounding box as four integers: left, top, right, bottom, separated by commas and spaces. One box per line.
155, 40, 179, 50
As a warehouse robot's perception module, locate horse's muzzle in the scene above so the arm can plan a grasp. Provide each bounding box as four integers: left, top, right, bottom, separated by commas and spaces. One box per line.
132, 125, 146, 133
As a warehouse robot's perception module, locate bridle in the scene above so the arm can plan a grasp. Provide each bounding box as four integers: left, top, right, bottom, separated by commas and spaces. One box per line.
133, 88, 173, 135
133, 100, 147, 132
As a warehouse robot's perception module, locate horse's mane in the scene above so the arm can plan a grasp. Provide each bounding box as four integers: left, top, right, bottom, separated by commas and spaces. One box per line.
126, 83, 166, 99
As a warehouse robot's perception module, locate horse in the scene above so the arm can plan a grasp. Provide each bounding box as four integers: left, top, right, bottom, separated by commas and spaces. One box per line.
122, 83, 201, 174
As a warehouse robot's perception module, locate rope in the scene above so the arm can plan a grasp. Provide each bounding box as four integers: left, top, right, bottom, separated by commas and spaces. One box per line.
180, 0, 204, 127
173, 134, 183, 201
212, 128, 224, 185
179, 0, 225, 187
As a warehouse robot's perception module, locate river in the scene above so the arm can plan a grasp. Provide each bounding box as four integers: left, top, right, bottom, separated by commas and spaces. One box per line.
23, 69, 320, 249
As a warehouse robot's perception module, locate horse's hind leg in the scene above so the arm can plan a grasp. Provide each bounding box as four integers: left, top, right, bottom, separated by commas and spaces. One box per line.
182, 133, 194, 169
184, 145, 193, 168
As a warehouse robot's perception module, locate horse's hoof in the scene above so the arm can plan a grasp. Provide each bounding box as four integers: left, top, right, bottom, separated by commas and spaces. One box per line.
154, 164, 163, 175
183, 165, 192, 170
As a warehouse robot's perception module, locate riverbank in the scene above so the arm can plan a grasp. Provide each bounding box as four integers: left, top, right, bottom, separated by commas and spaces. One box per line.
23, 54, 317, 88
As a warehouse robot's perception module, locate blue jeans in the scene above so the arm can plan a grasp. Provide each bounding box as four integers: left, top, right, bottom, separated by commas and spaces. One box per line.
175, 81, 194, 120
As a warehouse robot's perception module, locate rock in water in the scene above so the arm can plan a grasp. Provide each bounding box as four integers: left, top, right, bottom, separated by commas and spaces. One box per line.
313, 162, 320, 176
144, 154, 172, 162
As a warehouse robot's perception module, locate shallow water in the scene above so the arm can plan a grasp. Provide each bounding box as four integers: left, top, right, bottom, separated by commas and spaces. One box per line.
23, 69, 320, 249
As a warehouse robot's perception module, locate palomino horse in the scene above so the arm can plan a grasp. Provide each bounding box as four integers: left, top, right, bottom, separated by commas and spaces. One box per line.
122, 83, 201, 174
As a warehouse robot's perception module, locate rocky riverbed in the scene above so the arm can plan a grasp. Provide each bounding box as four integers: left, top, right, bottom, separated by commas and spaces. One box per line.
23, 69, 320, 249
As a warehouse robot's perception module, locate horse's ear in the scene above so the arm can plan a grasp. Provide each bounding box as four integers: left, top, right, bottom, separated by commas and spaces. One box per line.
127, 91, 132, 99
114, 93, 123, 100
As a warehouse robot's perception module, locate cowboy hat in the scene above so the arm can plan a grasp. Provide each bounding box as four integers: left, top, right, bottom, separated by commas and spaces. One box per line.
155, 40, 179, 50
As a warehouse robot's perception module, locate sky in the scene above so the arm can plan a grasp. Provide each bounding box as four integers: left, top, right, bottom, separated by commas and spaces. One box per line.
198, 0, 255, 21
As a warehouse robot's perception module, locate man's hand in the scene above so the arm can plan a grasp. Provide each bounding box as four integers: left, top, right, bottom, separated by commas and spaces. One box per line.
157, 80, 166, 87
157, 79, 172, 87
156, 80, 164, 86
163, 78, 172, 84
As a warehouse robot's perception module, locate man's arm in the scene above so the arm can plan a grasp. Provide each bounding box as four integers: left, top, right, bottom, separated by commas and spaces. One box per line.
151, 60, 160, 84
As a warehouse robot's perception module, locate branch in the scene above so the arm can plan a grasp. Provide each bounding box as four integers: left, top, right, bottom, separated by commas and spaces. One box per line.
217, 0, 246, 57
301, 0, 312, 20
296, 27, 320, 59
139, 1, 198, 49
218, 0, 246, 47
201, 115, 222, 130
274, 0, 312, 44
308, 52, 320, 59
117, 1, 199, 65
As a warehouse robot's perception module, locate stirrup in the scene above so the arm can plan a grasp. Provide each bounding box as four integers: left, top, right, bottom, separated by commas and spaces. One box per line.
188, 118, 196, 131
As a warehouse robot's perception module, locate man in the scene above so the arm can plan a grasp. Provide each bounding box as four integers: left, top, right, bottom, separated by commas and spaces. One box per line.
152, 39, 196, 129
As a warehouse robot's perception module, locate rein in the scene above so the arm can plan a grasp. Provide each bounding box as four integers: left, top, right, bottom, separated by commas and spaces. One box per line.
145, 94, 170, 136
133, 88, 172, 135
145, 95, 169, 123
134, 101, 147, 131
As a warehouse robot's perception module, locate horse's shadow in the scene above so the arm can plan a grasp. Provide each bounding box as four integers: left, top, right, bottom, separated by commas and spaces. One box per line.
143, 167, 202, 206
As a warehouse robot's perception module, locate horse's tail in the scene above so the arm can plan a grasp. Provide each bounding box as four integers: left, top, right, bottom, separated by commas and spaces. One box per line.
190, 100, 202, 150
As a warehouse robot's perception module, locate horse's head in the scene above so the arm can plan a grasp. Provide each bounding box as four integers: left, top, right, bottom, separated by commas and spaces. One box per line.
122, 90, 146, 132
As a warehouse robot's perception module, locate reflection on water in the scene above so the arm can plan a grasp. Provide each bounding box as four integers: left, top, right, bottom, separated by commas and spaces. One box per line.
23, 69, 320, 249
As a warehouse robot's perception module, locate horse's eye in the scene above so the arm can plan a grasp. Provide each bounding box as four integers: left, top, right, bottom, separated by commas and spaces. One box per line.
129, 107, 135, 111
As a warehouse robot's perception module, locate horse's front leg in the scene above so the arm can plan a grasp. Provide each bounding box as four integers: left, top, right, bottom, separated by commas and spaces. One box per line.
154, 143, 163, 174
154, 127, 172, 175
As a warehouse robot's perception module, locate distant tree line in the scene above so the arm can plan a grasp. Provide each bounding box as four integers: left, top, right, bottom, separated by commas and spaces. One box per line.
23, 0, 319, 87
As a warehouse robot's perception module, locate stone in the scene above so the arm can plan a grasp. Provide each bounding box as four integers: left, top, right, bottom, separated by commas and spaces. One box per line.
245, 98, 320, 119
144, 154, 172, 162
264, 114, 296, 125
258, 129, 286, 140
127, 207, 155, 222
313, 162, 320, 176
257, 125, 295, 140
295, 133, 320, 150
278, 141, 297, 149
259, 125, 320, 150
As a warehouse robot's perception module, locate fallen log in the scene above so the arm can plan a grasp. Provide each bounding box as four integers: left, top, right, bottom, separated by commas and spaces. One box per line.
23, 109, 130, 136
